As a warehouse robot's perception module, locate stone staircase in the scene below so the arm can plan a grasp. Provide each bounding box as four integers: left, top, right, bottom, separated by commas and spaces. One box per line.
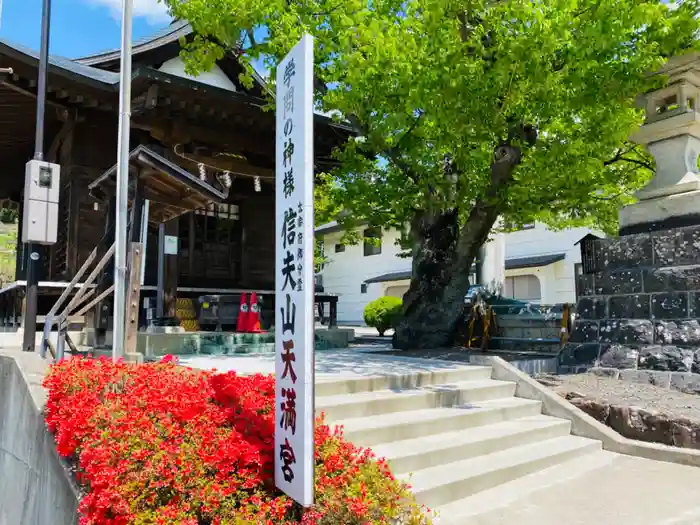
316, 364, 602, 524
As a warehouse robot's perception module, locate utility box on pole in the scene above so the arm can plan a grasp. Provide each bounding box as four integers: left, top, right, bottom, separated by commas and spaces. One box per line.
22, 159, 60, 245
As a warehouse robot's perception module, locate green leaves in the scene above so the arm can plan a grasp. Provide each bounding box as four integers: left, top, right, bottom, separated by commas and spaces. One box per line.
165, 0, 699, 236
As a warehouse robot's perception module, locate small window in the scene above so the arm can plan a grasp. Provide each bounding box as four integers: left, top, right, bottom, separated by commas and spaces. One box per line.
363, 227, 382, 257
361, 283, 368, 294
334, 243, 345, 253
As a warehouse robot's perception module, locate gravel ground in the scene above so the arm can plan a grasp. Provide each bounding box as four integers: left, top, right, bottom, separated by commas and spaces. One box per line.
537, 373, 700, 422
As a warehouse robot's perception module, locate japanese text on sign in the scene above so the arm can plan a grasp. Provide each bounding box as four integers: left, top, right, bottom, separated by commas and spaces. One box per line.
274, 34, 315, 508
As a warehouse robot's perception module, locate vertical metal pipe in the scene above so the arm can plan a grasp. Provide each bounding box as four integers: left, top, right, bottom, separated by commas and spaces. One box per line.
23, 0, 52, 353
112, 0, 133, 361
156, 223, 165, 318
140, 200, 149, 286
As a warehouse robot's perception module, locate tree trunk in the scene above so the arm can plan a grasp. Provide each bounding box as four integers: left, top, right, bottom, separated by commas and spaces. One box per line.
392, 208, 497, 349
393, 142, 525, 349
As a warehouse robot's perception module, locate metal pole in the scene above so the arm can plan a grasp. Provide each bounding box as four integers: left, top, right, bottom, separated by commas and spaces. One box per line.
156, 223, 165, 318
139, 200, 149, 286
22, 0, 51, 353
112, 0, 133, 362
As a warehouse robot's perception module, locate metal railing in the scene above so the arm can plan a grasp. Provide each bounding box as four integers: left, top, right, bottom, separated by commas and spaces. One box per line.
40, 244, 115, 360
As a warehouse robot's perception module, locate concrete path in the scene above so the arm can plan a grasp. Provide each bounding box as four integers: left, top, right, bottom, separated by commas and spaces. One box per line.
179, 347, 464, 380
446, 451, 700, 525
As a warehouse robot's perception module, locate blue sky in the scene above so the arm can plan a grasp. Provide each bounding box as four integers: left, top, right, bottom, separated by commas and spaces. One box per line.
0, 0, 171, 58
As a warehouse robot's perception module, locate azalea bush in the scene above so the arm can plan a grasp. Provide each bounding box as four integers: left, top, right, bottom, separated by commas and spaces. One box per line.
43, 357, 430, 525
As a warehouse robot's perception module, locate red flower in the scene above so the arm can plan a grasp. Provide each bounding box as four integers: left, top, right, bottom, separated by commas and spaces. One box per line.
43, 358, 429, 524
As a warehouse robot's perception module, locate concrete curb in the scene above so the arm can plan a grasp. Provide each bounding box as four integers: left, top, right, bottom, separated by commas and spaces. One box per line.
0, 349, 80, 524
475, 355, 700, 468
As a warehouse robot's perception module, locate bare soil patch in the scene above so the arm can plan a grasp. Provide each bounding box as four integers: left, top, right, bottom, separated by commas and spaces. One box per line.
536, 373, 700, 422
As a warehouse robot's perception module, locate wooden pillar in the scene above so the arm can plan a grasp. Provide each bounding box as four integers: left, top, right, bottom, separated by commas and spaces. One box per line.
60, 120, 78, 277
130, 178, 144, 244
94, 196, 116, 345
163, 218, 179, 318
317, 300, 325, 325
0, 292, 6, 329
329, 297, 338, 328
240, 200, 248, 285
66, 178, 81, 277
19, 289, 26, 329
124, 243, 143, 353
188, 211, 195, 276
15, 198, 24, 281
12, 289, 19, 329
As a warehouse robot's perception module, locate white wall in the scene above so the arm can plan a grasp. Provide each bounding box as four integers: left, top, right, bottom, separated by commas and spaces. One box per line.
319, 229, 409, 324
504, 224, 600, 305
319, 223, 602, 324
158, 57, 238, 91
505, 224, 594, 259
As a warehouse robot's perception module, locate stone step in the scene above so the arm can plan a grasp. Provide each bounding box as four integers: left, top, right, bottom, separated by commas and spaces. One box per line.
372, 414, 572, 475
317, 379, 515, 421
433, 449, 618, 524
315, 365, 493, 397
402, 435, 601, 509
336, 397, 543, 448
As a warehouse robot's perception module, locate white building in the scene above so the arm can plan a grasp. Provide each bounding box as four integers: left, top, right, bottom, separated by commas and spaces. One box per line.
316, 222, 602, 325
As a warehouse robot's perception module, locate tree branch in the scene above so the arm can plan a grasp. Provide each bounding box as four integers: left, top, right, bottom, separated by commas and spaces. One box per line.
615, 156, 654, 171
388, 111, 424, 158
384, 149, 421, 185
591, 192, 625, 201
603, 143, 654, 171
457, 12, 472, 43
246, 29, 257, 49
603, 144, 644, 167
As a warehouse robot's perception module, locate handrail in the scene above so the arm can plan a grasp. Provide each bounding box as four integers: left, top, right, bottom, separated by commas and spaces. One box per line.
40, 247, 98, 358
54, 243, 116, 361
47, 243, 116, 361
60, 243, 116, 321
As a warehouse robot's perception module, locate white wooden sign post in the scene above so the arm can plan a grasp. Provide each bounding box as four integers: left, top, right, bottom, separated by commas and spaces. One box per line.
274, 33, 315, 507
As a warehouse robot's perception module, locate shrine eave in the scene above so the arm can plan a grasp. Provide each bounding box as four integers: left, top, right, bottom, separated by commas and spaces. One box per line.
88, 145, 229, 223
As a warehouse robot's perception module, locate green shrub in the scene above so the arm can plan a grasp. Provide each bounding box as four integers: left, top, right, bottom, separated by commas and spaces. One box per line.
364, 296, 403, 336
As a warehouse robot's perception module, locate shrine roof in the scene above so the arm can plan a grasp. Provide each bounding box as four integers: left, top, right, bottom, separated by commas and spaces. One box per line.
0, 39, 120, 88
76, 20, 193, 66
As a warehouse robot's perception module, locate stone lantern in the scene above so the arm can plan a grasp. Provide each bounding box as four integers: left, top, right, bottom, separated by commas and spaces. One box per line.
559, 52, 700, 376
621, 52, 700, 234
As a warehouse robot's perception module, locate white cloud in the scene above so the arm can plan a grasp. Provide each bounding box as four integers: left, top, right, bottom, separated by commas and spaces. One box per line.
85, 0, 172, 25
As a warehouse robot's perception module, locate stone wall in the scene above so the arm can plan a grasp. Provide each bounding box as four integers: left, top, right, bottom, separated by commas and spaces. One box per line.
0, 351, 78, 525
560, 225, 700, 374
565, 394, 700, 449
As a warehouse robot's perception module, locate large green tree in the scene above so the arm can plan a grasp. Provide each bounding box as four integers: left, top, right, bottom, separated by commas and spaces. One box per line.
167, 0, 700, 348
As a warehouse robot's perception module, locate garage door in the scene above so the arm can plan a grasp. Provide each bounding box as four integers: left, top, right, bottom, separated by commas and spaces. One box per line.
385, 285, 409, 298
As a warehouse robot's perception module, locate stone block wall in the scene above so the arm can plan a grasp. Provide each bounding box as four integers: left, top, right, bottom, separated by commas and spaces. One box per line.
561, 225, 700, 373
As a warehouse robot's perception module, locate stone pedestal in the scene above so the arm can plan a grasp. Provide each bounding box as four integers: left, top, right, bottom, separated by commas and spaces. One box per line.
561, 226, 700, 373
620, 53, 700, 235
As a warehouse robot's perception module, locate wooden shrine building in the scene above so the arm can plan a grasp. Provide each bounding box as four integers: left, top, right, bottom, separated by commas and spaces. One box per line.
0, 20, 350, 335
